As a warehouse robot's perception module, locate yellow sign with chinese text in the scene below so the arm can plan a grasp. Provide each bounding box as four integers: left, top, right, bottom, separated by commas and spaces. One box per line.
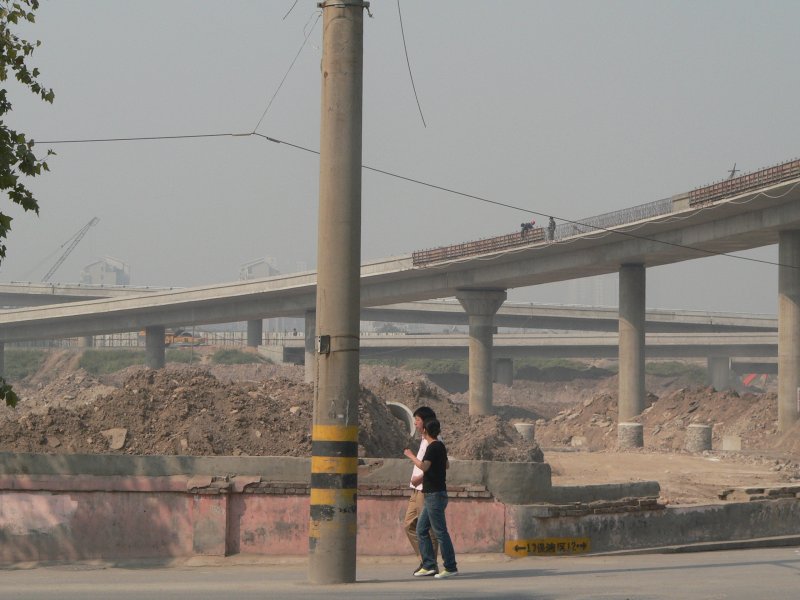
505, 537, 591, 557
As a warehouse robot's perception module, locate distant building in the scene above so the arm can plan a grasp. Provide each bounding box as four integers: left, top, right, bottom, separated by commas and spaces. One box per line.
239, 257, 302, 333
80, 257, 130, 286
239, 257, 280, 280
566, 273, 617, 307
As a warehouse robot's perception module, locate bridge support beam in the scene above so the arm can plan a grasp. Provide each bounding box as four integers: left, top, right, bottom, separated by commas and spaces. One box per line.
778, 230, 800, 432
456, 289, 507, 415
618, 264, 646, 433
246, 319, 263, 349
304, 310, 316, 384
145, 326, 166, 369
495, 358, 513, 387
707, 356, 731, 390
79, 335, 93, 348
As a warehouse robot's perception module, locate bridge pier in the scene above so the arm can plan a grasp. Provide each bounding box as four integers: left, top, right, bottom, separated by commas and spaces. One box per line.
304, 310, 316, 384
456, 289, 507, 415
0, 341, 4, 379
145, 326, 166, 369
79, 335, 94, 348
495, 357, 513, 386
778, 231, 800, 432
707, 356, 731, 390
618, 264, 645, 441
246, 319, 263, 349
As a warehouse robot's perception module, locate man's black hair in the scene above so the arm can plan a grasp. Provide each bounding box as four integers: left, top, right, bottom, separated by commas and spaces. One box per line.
413, 406, 436, 421
423, 418, 441, 439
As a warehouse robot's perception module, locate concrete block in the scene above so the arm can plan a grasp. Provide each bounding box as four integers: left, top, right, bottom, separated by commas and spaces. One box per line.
545, 481, 660, 504
722, 435, 742, 451
513, 423, 535, 440
618, 422, 643, 448
570, 435, 587, 448
685, 424, 712, 453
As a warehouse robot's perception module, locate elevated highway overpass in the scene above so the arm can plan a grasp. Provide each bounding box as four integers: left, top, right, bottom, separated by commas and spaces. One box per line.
268, 331, 776, 390
361, 301, 777, 333
0, 283, 778, 333
0, 157, 798, 433
0, 283, 174, 306
275, 331, 778, 361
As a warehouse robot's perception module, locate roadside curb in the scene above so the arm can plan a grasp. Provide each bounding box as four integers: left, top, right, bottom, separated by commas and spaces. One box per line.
593, 534, 800, 556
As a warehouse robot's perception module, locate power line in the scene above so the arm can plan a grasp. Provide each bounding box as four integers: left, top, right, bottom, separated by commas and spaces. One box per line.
38, 133, 235, 144
396, 0, 426, 128
37, 131, 797, 269
252, 10, 321, 134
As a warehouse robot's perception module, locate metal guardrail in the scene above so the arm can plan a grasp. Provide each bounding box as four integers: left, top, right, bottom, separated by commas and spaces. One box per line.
688, 158, 800, 207
412, 156, 800, 267
412, 227, 546, 265
412, 197, 672, 266
551, 197, 673, 241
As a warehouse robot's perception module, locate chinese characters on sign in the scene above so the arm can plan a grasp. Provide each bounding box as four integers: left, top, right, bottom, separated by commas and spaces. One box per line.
504, 537, 591, 557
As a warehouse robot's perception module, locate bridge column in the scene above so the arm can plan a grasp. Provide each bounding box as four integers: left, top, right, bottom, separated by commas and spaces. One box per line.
304, 310, 316, 384
145, 325, 166, 369
778, 231, 800, 432
618, 264, 646, 431
0, 341, 4, 379
707, 356, 731, 390
246, 319, 263, 349
456, 289, 507, 415
79, 335, 94, 348
495, 358, 513, 386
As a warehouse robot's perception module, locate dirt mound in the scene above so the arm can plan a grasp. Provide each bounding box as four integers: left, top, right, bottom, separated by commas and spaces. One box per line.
22, 349, 83, 388
0, 366, 413, 458
3, 351, 798, 503
535, 384, 798, 458
363, 371, 543, 462
0, 363, 542, 462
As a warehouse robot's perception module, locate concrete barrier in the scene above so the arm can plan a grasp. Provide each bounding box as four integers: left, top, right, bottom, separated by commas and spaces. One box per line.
506, 499, 800, 555
1, 453, 797, 564
685, 424, 712, 452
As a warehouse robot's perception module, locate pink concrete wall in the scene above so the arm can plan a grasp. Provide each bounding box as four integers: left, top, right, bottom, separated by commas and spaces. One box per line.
0, 490, 195, 563
231, 495, 308, 555
0, 476, 505, 564
229, 495, 504, 556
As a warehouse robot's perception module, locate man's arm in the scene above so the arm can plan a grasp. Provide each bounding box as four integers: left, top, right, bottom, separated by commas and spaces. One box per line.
404, 448, 432, 472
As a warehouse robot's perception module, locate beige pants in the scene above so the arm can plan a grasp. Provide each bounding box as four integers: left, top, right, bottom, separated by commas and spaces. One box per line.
403, 489, 439, 562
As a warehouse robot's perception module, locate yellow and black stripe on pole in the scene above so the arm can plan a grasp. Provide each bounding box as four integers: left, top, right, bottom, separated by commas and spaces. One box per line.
309, 424, 358, 582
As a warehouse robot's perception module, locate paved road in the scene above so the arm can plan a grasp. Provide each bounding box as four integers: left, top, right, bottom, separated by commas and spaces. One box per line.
2, 548, 799, 599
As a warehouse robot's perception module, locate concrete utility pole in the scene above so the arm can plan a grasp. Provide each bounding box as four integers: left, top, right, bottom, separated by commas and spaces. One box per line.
309, 0, 368, 585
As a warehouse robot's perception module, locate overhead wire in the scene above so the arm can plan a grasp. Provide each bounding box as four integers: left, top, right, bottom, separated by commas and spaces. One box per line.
396, 0, 426, 128
36, 131, 800, 269
283, 0, 300, 20
251, 9, 321, 134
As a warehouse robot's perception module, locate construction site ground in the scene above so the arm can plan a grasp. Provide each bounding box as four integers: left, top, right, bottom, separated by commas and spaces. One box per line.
1, 349, 798, 506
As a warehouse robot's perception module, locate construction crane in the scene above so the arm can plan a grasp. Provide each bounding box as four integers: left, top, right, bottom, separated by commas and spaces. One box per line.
41, 217, 100, 283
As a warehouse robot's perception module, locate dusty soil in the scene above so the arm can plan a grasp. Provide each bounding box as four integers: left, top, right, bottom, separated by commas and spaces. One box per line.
1, 350, 797, 505
0, 354, 541, 462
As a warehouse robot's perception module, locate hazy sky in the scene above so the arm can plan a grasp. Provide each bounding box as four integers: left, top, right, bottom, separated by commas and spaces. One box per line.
1, 1, 798, 315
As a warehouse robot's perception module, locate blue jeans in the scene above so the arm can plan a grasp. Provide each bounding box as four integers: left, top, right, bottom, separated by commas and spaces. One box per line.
416, 491, 457, 572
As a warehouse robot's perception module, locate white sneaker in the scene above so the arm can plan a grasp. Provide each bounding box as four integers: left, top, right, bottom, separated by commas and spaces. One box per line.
413, 567, 437, 577
434, 569, 458, 579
